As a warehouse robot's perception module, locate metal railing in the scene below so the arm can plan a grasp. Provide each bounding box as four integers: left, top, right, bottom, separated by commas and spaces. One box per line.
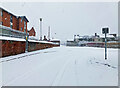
0, 25, 26, 39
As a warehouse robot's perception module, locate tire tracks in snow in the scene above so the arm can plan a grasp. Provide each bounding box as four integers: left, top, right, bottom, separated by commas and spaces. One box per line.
50, 57, 73, 86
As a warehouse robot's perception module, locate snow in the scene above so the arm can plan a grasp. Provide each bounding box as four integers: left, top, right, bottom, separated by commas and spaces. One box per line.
67, 39, 74, 41
29, 36, 38, 40
51, 39, 60, 41
0, 36, 26, 41
28, 39, 58, 45
100, 34, 114, 38
0, 62, 2, 88
1, 46, 118, 86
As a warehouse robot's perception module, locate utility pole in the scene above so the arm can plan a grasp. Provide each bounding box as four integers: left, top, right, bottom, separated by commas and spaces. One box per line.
40, 18, 42, 40
102, 27, 109, 60
48, 26, 50, 41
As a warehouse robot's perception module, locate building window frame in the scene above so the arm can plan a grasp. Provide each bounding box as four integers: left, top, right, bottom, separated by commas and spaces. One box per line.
10, 15, 13, 22
10, 15, 13, 29
21, 27, 22, 31
21, 19, 22, 23
24, 21, 26, 32
10, 24, 13, 29
0, 22, 3, 25
1, 11, 3, 17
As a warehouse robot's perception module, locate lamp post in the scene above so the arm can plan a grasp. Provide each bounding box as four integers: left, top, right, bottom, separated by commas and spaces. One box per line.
102, 27, 109, 60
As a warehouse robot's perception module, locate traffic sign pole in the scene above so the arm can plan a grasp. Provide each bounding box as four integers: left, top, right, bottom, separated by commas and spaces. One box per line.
105, 32, 107, 60
102, 27, 109, 60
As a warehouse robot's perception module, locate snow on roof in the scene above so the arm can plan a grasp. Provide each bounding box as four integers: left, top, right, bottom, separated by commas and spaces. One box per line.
75, 36, 80, 39
51, 39, 60, 41
29, 36, 38, 40
67, 39, 74, 41
100, 35, 114, 38
0, 36, 26, 41
28, 40, 59, 45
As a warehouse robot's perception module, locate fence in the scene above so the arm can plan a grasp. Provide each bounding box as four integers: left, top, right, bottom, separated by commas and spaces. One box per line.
0, 25, 26, 39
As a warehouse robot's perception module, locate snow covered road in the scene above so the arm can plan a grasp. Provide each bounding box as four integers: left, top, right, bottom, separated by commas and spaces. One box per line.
1, 46, 118, 86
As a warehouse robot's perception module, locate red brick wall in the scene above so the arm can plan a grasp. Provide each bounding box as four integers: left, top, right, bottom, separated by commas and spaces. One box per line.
18, 18, 27, 33
1, 40, 59, 57
2, 10, 18, 30
28, 42, 59, 52
18, 18, 23, 32
2, 11, 11, 28
1, 40, 26, 57
12, 16, 17, 30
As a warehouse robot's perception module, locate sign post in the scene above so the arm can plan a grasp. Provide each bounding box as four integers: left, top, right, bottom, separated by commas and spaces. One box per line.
102, 28, 109, 60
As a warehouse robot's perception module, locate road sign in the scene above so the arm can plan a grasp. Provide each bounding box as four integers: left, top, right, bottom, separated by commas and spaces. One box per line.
102, 28, 109, 34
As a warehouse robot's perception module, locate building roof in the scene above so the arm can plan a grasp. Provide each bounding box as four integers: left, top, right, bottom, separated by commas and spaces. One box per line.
0, 7, 29, 22
18, 16, 29, 22
0, 7, 17, 18
29, 27, 35, 32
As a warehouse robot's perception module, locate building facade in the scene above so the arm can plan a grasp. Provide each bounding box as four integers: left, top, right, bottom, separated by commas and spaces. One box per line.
0, 7, 29, 38
0, 7, 29, 57
28, 27, 36, 36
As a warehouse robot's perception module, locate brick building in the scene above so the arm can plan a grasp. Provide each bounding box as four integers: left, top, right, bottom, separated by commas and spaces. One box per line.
0, 7, 60, 57
0, 7, 29, 34
28, 27, 36, 36
0, 7, 29, 57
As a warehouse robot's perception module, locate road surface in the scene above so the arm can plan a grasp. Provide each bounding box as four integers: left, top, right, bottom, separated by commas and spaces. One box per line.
1, 46, 118, 86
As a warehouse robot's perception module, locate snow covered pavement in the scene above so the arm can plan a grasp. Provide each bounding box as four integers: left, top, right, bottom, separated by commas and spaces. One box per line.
1, 46, 118, 86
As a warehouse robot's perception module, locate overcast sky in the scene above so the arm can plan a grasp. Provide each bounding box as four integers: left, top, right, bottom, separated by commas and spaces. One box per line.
0, 2, 118, 41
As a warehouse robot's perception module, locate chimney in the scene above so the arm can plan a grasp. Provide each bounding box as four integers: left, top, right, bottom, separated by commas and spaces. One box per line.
40, 18, 42, 40
95, 33, 97, 37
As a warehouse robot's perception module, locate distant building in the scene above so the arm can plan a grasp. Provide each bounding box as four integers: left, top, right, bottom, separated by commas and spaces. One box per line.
66, 39, 78, 46
28, 27, 36, 36
50, 39, 60, 45
66, 33, 119, 47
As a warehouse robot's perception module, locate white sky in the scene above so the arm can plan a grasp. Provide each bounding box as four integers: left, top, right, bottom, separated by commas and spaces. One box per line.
0, 2, 118, 41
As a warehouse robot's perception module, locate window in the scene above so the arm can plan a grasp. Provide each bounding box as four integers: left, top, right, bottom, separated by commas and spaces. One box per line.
21, 27, 22, 31
21, 19, 22, 22
0, 22, 3, 25
10, 24, 13, 29
10, 16, 12, 22
1, 11, 3, 17
24, 21, 26, 32
10, 16, 13, 29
